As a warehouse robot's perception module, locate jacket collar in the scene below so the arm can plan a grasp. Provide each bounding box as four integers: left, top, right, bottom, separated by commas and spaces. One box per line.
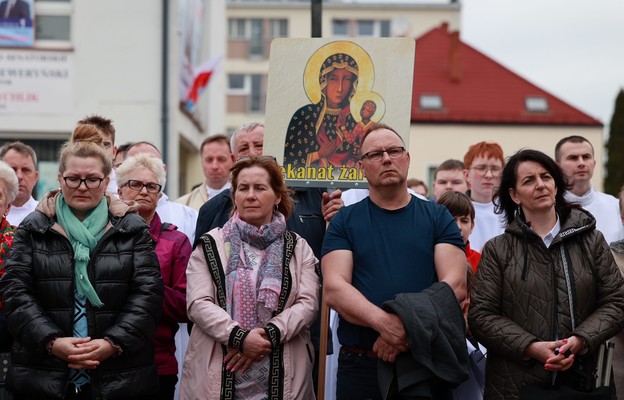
23, 190, 142, 235
148, 212, 163, 243
506, 207, 596, 246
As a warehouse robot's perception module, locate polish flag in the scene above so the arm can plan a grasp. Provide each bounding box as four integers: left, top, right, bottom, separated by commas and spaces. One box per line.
184, 56, 222, 110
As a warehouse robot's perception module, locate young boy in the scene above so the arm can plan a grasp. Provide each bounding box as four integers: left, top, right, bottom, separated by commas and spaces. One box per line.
438, 191, 486, 400
437, 190, 481, 272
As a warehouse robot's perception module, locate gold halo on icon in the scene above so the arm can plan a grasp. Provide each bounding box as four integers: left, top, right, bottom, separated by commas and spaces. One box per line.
350, 91, 385, 123
303, 41, 374, 104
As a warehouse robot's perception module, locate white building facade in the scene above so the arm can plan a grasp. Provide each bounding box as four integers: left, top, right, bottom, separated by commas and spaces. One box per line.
0, 0, 226, 198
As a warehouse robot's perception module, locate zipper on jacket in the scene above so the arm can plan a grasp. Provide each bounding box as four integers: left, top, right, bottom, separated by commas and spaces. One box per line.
560, 245, 577, 330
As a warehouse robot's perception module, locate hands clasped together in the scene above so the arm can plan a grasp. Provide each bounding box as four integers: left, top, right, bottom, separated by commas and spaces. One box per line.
373, 313, 410, 363
524, 335, 586, 372
51, 337, 119, 370
224, 328, 273, 372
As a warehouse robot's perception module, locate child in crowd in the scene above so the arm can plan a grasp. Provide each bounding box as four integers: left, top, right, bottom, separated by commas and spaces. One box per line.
437, 190, 481, 272
452, 264, 486, 400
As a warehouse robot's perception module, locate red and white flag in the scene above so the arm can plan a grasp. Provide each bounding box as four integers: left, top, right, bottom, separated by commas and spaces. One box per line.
184, 55, 222, 110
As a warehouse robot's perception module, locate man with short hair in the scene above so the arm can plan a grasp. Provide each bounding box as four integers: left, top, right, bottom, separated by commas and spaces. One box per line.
176, 134, 234, 211
555, 135, 624, 243
113, 142, 133, 169
323, 123, 467, 399
230, 121, 264, 157
463, 142, 506, 251
0, 141, 38, 226
77, 115, 119, 193
432, 159, 468, 201
125, 141, 198, 242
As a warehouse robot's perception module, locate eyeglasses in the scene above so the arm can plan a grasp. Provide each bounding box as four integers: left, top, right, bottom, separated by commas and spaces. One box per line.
236, 155, 277, 163
360, 146, 405, 162
470, 165, 502, 176
122, 180, 163, 194
235, 155, 277, 163
63, 176, 104, 189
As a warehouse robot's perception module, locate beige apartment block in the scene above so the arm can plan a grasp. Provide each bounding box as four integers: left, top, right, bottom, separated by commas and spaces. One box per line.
225, 0, 461, 133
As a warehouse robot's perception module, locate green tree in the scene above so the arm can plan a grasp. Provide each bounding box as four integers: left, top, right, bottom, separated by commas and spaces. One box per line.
605, 89, 624, 196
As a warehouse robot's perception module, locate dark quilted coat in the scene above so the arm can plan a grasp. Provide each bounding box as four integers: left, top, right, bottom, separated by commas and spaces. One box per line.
0, 192, 164, 399
468, 208, 624, 400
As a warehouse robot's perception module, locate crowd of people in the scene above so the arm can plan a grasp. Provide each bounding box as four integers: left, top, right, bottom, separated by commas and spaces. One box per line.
0, 115, 623, 400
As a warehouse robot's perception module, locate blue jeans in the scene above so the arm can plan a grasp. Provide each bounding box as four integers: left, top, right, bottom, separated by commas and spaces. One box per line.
336, 350, 382, 400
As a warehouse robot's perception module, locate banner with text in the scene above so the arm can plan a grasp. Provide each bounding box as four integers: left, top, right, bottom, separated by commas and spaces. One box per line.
0, 50, 73, 114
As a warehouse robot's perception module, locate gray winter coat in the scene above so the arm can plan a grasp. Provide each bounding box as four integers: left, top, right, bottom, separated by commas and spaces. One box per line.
468, 208, 624, 400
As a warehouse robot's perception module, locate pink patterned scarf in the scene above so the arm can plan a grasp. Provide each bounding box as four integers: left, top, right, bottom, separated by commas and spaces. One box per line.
223, 212, 286, 329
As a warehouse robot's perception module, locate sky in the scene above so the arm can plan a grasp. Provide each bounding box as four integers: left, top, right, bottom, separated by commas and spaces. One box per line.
460, 0, 624, 133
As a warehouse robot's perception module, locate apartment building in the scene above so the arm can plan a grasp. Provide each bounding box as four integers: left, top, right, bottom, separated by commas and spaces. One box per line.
225, 0, 461, 133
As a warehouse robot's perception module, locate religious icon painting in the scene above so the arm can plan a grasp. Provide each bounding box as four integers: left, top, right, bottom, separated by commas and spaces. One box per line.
264, 38, 415, 189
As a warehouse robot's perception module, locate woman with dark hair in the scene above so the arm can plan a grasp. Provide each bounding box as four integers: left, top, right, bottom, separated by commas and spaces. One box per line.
0, 125, 163, 400
468, 149, 624, 400
180, 156, 319, 400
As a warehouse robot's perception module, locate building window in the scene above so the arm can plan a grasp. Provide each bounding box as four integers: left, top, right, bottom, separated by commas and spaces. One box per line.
228, 18, 267, 58
249, 19, 264, 57
334, 19, 392, 38
228, 74, 247, 94
249, 74, 263, 112
227, 74, 265, 113
35, 15, 70, 40
357, 20, 374, 36
270, 19, 287, 38
419, 94, 443, 110
33, 0, 72, 46
380, 20, 391, 37
228, 18, 246, 39
332, 19, 348, 36
525, 96, 549, 112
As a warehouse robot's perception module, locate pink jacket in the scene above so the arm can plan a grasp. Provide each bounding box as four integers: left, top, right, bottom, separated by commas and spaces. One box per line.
149, 213, 192, 376
179, 228, 319, 400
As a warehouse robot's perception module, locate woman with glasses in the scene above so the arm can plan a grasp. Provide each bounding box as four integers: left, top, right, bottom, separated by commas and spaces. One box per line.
117, 153, 192, 400
468, 149, 624, 399
0, 125, 163, 400
180, 156, 319, 400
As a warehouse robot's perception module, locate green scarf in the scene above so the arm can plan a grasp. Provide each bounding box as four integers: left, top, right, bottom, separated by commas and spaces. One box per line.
56, 195, 108, 307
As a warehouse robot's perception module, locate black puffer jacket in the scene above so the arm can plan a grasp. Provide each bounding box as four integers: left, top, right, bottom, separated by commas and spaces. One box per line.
0, 192, 164, 399
468, 208, 624, 400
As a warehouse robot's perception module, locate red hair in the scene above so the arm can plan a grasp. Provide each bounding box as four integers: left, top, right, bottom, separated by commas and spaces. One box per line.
463, 142, 504, 168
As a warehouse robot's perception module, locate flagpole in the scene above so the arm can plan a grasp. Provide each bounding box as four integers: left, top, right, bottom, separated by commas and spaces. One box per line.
317, 286, 329, 400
